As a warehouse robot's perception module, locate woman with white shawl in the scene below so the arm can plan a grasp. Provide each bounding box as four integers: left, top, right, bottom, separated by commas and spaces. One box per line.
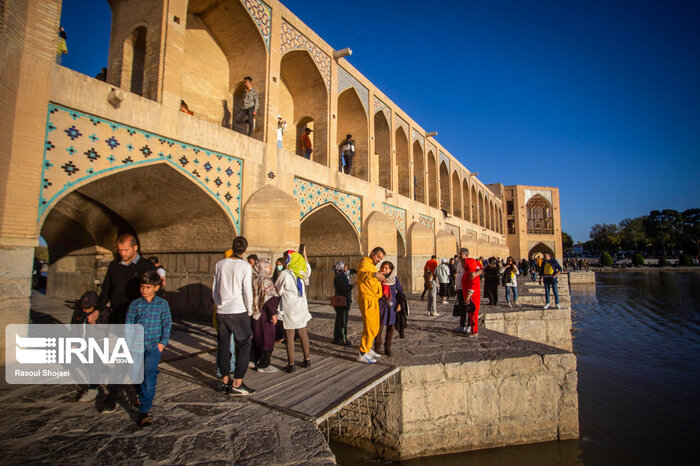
275, 250, 312, 373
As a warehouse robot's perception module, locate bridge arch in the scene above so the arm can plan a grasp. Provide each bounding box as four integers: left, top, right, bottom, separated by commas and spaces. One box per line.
478, 191, 485, 227
374, 111, 391, 190
337, 88, 368, 180
451, 171, 462, 219
40, 162, 235, 319
439, 161, 450, 213
301, 203, 362, 298
462, 178, 470, 222
427, 149, 438, 208
363, 211, 398, 258
185, 0, 268, 138
395, 126, 409, 197
280, 49, 328, 165
529, 242, 555, 260
413, 141, 425, 203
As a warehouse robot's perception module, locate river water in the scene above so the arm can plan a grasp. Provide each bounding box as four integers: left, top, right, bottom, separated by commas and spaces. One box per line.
332, 272, 700, 465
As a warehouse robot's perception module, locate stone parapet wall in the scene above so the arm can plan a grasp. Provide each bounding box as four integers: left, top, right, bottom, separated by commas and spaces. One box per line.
334, 350, 579, 460
484, 308, 573, 351
567, 271, 596, 284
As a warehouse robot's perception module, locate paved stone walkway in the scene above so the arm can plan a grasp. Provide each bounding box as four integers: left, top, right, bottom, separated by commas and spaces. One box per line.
1, 283, 568, 465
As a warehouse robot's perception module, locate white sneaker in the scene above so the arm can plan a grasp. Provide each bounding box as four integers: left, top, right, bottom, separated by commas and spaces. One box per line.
78, 388, 98, 403
433, 312, 440, 316
543, 303, 551, 309
368, 348, 382, 359
442, 300, 448, 304
515, 302, 521, 307
556, 304, 561, 309
256, 365, 279, 373
453, 325, 466, 333
357, 353, 377, 364
507, 302, 512, 308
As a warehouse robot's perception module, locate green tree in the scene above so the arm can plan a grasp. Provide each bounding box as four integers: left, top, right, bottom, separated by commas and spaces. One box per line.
632, 253, 644, 266
679, 253, 692, 266
562, 231, 574, 252
680, 209, 700, 256
644, 210, 682, 256
600, 251, 613, 266
619, 217, 647, 251
658, 256, 669, 266
589, 224, 621, 254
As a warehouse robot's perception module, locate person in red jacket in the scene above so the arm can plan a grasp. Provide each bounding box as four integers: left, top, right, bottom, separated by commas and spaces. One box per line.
461, 255, 483, 337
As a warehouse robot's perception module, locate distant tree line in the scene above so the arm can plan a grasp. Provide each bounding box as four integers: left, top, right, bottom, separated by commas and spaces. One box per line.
576, 209, 700, 257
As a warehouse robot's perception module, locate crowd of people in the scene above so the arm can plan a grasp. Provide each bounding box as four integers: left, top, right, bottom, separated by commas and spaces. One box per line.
71, 232, 564, 427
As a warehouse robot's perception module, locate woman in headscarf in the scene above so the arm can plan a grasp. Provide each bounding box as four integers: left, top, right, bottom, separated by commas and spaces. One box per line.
332, 261, 353, 346
374, 261, 403, 357
251, 258, 280, 372
275, 250, 312, 373
272, 257, 285, 283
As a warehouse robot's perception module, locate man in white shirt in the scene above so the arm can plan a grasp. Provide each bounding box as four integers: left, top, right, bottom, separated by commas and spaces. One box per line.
212, 236, 255, 396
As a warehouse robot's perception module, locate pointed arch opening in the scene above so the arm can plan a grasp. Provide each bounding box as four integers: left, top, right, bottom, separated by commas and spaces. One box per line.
471, 186, 478, 225
337, 88, 368, 180
374, 111, 391, 190
301, 203, 362, 299
439, 161, 450, 213
526, 194, 554, 234
280, 50, 328, 165
40, 163, 235, 320
462, 179, 470, 221
529, 242, 555, 260
185, 0, 268, 139
395, 127, 409, 197
451, 171, 462, 219
428, 150, 438, 208
413, 141, 425, 203
478, 191, 485, 227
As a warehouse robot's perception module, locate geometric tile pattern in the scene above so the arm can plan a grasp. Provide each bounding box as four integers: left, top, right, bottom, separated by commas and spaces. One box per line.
445, 223, 460, 240
394, 113, 409, 137
427, 142, 437, 158
39, 104, 243, 231
381, 203, 406, 243
293, 177, 362, 233
241, 0, 272, 50
281, 20, 331, 92
418, 214, 435, 232
439, 150, 450, 169
338, 66, 369, 116
464, 228, 477, 239
412, 128, 424, 150
373, 96, 391, 127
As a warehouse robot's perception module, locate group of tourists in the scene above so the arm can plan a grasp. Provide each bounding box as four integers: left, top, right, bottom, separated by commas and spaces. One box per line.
73, 229, 564, 427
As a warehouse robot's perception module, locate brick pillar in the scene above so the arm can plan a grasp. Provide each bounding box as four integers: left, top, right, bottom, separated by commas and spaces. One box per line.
0, 0, 62, 363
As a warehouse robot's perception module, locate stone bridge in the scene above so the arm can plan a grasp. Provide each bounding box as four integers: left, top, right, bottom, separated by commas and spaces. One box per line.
2, 0, 509, 331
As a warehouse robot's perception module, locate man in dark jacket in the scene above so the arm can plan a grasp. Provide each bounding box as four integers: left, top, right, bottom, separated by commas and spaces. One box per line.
96, 233, 155, 413
539, 252, 563, 309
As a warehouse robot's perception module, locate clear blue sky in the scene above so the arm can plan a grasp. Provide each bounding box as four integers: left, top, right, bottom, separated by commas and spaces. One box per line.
59, 0, 700, 243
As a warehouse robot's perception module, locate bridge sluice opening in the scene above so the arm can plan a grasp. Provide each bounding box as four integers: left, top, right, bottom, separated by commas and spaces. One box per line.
40, 163, 235, 322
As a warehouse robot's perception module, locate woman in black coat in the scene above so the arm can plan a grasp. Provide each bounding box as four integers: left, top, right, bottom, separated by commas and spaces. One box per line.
332, 261, 353, 345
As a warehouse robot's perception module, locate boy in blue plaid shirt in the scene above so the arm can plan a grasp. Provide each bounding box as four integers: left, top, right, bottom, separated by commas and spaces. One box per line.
126, 271, 172, 427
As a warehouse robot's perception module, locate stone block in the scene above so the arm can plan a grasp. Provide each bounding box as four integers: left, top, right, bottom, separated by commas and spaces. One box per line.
444, 360, 491, 381
492, 355, 543, 378
466, 379, 498, 425
198, 254, 210, 273
543, 353, 577, 373
526, 373, 559, 420
516, 320, 547, 343
498, 376, 529, 421
400, 364, 445, 384
546, 320, 572, 350
558, 391, 580, 439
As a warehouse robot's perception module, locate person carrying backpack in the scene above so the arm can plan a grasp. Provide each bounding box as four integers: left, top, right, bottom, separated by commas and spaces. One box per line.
539, 252, 562, 309
501, 256, 521, 307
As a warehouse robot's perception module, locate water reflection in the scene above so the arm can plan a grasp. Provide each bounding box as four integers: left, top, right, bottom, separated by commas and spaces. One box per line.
332, 272, 700, 465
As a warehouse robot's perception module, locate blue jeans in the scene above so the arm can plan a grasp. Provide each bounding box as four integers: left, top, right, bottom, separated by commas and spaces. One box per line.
543, 281, 559, 305
138, 348, 162, 413
505, 286, 518, 303
303, 148, 312, 159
